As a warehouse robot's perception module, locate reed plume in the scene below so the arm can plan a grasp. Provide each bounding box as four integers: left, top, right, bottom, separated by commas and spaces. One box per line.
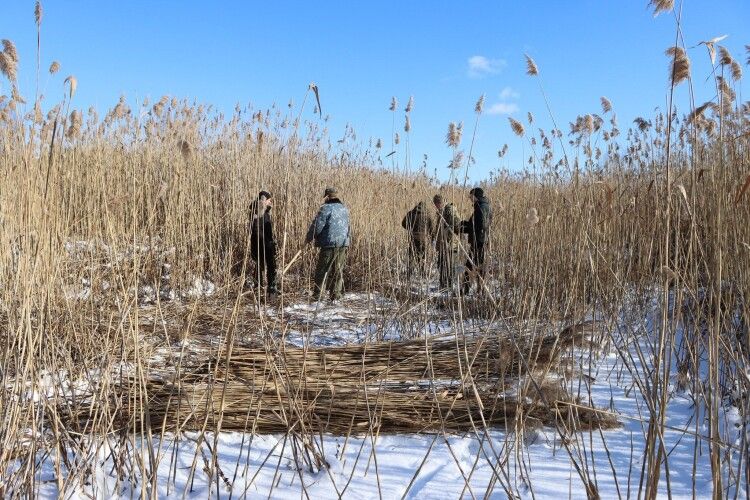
64, 75, 77, 99
475, 94, 485, 114
2, 40, 18, 65
648, 0, 674, 16
687, 101, 715, 124
405, 95, 413, 113
525, 54, 538, 76
666, 46, 690, 86
0, 53, 15, 82
0, 40, 19, 82
49, 61, 60, 74
509, 117, 525, 137
66, 110, 81, 139
600, 96, 612, 113
730, 61, 742, 81
445, 121, 462, 147
11, 85, 26, 104
634, 117, 651, 132
389, 96, 398, 112
35, 1, 43, 26
718, 46, 734, 67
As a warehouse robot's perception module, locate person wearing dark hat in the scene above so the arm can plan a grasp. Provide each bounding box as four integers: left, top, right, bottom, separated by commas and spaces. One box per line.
305, 187, 350, 301
432, 193, 461, 291
460, 187, 492, 294
249, 190, 279, 294
402, 201, 435, 279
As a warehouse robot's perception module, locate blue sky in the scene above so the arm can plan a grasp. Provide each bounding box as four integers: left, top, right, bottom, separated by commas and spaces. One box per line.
2, 1, 748, 182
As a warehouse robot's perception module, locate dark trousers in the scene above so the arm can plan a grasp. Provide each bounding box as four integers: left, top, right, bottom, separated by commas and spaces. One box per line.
251, 247, 277, 290
314, 247, 347, 300
462, 244, 486, 294
407, 238, 428, 279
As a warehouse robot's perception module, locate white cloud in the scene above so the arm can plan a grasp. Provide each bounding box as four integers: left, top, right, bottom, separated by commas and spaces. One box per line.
499, 86, 520, 100
467, 55, 506, 78
487, 102, 519, 115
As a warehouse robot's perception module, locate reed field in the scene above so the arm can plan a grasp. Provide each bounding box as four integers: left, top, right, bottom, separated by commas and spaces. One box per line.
0, 1, 749, 498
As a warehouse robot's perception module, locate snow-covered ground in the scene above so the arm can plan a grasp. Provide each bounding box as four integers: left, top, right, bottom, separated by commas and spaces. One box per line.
10, 291, 749, 498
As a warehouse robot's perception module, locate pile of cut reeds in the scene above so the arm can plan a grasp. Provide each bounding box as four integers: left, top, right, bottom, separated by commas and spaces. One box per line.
61, 321, 617, 435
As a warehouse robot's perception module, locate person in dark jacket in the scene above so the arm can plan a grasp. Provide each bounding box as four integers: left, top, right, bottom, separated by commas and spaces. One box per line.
249, 190, 279, 294
305, 187, 350, 301
460, 187, 491, 294
402, 201, 435, 279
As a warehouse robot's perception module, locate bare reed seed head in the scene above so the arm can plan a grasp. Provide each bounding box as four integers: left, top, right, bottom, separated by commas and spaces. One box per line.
584, 114, 595, 134
525, 54, 538, 76
600, 96, 612, 113
405, 95, 414, 113
666, 46, 690, 86
475, 94, 485, 114
448, 150, 464, 169
0, 40, 19, 83
688, 101, 716, 124
746, 45, 750, 65
446, 121, 462, 147
11, 85, 25, 105
718, 46, 734, 67
48, 61, 60, 75
509, 117, 525, 137
32, 101, 43, 124
730, 60, 742, 82
389, 96, 397, 112
648, 0, 674, 16
634, 117, 651, 132
35, 1, 43, 26
0, 53, 16, 82
394, 132, 400, 145
404, 115, 411, 133
64, 75, 77, 99
717, 76, 736, 113
2, 40, 18, 64
66, 110, 82, 139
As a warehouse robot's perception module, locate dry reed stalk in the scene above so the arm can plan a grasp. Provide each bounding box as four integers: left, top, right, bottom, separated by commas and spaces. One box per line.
0, 4, 748, 496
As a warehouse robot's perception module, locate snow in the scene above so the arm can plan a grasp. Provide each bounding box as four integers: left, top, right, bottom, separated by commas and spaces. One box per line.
10, 286, 749, 498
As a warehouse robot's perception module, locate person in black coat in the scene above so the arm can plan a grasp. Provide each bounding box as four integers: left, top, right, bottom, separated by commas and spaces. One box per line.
460, 187, 491, 294
249, 190, 279, 294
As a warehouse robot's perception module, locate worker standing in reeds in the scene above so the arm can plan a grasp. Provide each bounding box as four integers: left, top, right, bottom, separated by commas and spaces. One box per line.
306, 187, 351, 301
249, 190, 280, 295
402, 201, 435, 280
461, 187, 492, 295
432, 194, 461, 292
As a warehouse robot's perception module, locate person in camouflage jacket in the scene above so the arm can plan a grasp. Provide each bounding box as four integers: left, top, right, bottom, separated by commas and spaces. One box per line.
402, 201, 434, 278
305, 187, 351, 301
432, 194, 461, 290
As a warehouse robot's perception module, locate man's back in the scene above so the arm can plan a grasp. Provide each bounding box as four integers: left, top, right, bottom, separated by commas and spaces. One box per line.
308, 198, 350, 248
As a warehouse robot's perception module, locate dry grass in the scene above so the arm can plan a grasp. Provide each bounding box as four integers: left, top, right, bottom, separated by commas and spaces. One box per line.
0, 1, 748, 497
